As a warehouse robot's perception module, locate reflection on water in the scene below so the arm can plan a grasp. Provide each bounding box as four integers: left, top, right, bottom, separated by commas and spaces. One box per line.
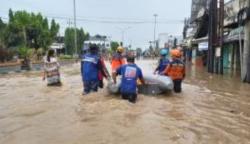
0, 60, 249, 144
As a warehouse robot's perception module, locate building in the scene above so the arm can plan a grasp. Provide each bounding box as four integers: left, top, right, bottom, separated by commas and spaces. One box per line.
50, 43, 65, 54
83, 35, 111, 53
223, 0, 248, 76
184, 0, 250, 81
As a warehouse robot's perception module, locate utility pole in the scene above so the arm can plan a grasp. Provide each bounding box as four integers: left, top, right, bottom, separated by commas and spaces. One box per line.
67, 19, 73, 28
208, 0, 218, 73
153, 14, 158, 51
219, 0, 224, 74
243, 0, 250, 82
73, 0, 78, 56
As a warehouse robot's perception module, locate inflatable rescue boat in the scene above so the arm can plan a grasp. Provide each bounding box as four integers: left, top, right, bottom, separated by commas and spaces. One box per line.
107, 74, 173, 95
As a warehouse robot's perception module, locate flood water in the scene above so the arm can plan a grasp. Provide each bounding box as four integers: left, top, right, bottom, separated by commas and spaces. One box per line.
0, 60, 249, 144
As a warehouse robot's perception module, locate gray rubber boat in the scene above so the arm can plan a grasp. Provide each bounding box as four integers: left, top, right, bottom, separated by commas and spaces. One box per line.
107, 74, 173, 95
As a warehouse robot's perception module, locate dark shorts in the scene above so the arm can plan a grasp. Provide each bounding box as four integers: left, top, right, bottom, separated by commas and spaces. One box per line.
121, 93, 137, 103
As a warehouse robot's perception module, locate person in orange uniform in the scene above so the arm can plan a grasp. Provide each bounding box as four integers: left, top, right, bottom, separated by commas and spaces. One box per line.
163, 49, 185, 93
111, 46, 126, 74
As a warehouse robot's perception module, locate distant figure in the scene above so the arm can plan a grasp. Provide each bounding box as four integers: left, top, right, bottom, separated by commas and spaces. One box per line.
111, 46, 126, 75
81, 44, 103, 95
113, 54, 145, 103
163, 49, 185, 93
154, 49, 170, 74
43, 49, 61, 86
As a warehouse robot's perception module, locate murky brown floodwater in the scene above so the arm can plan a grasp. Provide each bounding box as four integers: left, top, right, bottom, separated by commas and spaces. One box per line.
0, 60, 249, 144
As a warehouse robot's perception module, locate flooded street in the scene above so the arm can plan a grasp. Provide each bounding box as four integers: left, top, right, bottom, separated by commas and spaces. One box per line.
0, 60, 250, 144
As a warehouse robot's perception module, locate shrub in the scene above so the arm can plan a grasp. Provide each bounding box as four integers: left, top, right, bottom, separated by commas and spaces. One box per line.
18, 47, 33, 59
59, 54, 73, 60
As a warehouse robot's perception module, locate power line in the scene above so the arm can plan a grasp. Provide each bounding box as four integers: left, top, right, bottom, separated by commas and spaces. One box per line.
0, 11, 184, 24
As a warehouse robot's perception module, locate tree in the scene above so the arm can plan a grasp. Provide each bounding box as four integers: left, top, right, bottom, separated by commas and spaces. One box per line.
64, 27, 89, 55
111, 41, 119, 52
4, 9, 60, 50
77, 28, 85, 54
50, 19, 60, 41
8, 9, 14, 23
0, 18, 7, 48
85, 32, 90, 40
64, 28, 75, 55
0, 9, 61, 62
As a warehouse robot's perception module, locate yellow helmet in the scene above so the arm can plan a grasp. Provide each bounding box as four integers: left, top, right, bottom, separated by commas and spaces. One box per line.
117, 46, 124, 53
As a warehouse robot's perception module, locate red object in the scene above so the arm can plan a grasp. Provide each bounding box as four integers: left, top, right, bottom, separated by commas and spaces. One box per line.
164, 60, 185, 80
98, 57, 108, 80
111, 53, 125, 72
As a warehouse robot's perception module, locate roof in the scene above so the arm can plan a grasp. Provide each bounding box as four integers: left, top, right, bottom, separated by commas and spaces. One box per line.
50, 43, 64, 50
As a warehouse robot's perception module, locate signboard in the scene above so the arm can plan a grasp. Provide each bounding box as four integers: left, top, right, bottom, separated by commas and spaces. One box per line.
224, 0, 248, 26
198, 42, 208, 51
216, 47, 221, 57
191, 0, 211, 22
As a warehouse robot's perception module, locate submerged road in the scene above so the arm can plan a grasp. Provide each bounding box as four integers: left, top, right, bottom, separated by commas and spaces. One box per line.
0, 60, 249, 144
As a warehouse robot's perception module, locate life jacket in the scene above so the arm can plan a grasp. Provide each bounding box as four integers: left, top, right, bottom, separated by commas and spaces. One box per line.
81, 53, 100, 81
165, 59, 185, 80
111, 52, 125, 72
157, 58, 170, 73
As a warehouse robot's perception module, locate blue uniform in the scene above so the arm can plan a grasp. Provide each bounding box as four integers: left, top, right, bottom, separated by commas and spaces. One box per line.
81, 53, 102, 94
116, 64, 143, 94
155, 58, 170, 74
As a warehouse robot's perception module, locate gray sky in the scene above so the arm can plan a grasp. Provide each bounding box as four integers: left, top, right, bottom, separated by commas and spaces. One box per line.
0, 0, 192, 49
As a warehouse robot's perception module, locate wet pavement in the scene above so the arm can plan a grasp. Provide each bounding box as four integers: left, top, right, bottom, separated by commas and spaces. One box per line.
0, 60, 249, 144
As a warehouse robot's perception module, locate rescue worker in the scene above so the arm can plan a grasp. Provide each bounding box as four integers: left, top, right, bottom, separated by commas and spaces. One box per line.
113, 54, 145, 103
111, 46, 126, 74
154, 49, 170, 74
81, 44, 103, 95
163, 49, 185, 93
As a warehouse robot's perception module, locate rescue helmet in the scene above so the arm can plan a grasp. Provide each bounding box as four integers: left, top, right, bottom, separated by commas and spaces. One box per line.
170, 49, 181, 58
160, 49, 168, 56
117, 46, 124, 53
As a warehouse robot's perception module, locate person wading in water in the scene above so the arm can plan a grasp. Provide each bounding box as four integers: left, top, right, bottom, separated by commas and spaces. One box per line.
113, 54, 145, 103
43, 49, 62, 86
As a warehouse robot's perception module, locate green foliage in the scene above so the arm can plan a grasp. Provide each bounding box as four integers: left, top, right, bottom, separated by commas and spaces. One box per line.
0, 18, 7, 48
111, 41, 119, 52
18, 47, 33, 59
59, 54, 73, 60
64, 27, 89, 55
50, 19, 60, 41
36, 48, 44, 56
64, 28, 75, 55
2, 9, 60, 51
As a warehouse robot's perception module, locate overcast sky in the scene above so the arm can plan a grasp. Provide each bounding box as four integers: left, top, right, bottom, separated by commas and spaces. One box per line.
0, 0, 192, 49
